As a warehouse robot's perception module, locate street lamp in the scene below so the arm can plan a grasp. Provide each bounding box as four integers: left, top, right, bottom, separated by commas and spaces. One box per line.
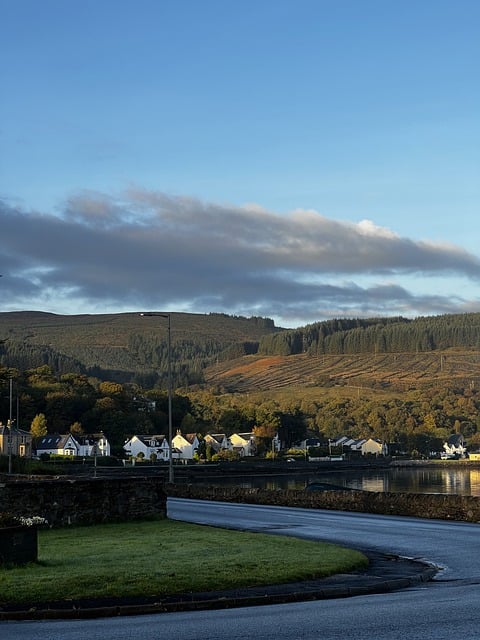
8, 377, 13, 474
140, 313, 174, 483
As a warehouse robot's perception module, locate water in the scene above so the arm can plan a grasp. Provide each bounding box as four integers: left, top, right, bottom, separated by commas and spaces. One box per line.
200, 466, 480, 496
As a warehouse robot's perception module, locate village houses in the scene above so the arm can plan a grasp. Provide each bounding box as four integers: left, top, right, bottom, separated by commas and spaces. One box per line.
35, 432, 111, 457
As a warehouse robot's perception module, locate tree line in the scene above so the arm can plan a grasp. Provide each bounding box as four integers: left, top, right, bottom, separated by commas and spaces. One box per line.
259, 313, 480, 356
0, 311, 276, 386
2, 312, 480, 388
2, 364, 480, 459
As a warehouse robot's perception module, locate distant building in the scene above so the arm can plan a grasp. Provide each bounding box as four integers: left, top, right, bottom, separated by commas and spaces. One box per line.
230, 432, 256, 457
334, 436, 366, 452
35, 434, 81, 456
0, 422, 33, 458
78, 433, 111, 457
443, 434, 467, 458
204, 433, 230, 453
172, 430, 200, 461
123, 434, 171, 461
35, 432, 111, 457
361, 438, 388, 456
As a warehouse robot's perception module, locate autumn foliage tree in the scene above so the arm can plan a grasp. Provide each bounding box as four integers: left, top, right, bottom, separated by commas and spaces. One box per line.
30, 413, 47, 438
253, 423, 277, 455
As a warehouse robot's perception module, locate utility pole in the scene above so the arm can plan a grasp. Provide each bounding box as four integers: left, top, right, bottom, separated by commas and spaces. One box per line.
140, 313, 174, 483
8, 377, 13, 474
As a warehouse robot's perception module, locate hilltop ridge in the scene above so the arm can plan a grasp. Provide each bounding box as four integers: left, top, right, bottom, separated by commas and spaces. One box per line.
1, 310, 480, 392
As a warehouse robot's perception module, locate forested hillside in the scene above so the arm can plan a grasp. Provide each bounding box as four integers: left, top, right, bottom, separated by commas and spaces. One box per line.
258, 313, 480, 356
2, 311, 480, 458
0, 311, 277, 386
205, 313, 480, 394
1, 311, 480, 391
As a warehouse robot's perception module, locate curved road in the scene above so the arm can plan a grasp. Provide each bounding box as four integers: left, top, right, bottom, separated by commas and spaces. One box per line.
1, 497, 480, 639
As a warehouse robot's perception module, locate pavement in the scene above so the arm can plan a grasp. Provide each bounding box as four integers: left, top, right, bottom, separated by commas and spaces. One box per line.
0, 552, 438, 621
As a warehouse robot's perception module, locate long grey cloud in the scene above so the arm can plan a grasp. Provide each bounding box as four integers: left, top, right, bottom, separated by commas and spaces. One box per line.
1, 189, 479, 326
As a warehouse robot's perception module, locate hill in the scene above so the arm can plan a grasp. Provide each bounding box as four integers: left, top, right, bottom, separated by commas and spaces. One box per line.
0, 311, 279, 385
203, 350, 480, 394
2, 311, 480, 456
202, 312, 480, 394
1, 310, 480, 393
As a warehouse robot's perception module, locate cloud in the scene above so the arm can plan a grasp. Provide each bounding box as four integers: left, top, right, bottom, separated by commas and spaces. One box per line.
1, 189, 480, 327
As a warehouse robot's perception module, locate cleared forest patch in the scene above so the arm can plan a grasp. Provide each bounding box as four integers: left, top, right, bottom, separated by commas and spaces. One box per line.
204, 351, 480, 394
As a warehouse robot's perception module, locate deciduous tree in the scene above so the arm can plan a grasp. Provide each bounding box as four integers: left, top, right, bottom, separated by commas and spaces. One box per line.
30, 413, 47, 438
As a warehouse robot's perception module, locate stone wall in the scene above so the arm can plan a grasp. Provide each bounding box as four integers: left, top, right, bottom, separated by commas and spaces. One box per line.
168, 484, 480, 523
0, 476, 167, 527
3, 476, 480, 528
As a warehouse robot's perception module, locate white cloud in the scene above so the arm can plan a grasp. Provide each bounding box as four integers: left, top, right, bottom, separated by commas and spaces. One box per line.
356, 219, 399, 239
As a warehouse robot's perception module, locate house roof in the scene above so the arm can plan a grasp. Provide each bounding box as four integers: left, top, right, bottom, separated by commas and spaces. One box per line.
173, 431, 198, 443
205, 433, 227, 444
231, 433, 254, 443
128, 434, 167, 446
305, 438, 324, 446
35, 434, 78, 451
0, 425, 32, 437
204, 434, 226, 452
351, 439, 367, 448
334, 437, 366, 449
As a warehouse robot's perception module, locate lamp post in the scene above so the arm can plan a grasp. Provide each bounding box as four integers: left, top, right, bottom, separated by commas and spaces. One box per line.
8, 377, 13, 474
140, 313, 174, 483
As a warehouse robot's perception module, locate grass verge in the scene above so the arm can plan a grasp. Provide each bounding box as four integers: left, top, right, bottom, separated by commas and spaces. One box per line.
0, 519, 368, 606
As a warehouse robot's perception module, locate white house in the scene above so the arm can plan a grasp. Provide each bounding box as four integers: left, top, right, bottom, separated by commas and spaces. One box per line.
361, 438, 388, 456
230, 432, 256, 457
333, 436, 366, 453
443, 434, 467, 458
172, 430, 199, 461
35, 434, 81, 456
204, 433, 230, 453
123, 434, 170, 461
35, 432, 112, 457
78, 433, 111, 457
94, 433, 111, 457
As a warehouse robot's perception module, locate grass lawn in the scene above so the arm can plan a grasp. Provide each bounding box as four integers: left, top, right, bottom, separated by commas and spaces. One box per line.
0, 519, 368, 606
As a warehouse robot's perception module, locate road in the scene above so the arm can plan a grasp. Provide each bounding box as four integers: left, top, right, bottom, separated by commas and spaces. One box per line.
2, 497, 480, 639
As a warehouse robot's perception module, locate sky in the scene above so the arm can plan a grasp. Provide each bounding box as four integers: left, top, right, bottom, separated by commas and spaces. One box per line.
1, 0, 479, 328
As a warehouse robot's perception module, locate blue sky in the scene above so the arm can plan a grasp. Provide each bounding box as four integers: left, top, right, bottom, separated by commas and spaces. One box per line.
1, 0, 479, 327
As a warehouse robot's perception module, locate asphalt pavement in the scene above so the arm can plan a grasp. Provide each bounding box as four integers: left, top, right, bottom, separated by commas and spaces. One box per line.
0, 551, 437, 621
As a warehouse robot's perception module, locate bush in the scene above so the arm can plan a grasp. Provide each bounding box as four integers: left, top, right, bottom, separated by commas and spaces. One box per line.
211, 449, 241, 462
285, 448, 307, 460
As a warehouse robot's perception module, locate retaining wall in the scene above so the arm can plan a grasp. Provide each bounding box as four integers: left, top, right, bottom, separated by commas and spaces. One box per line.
2, 476, 480, 528
168, 484, 480, 523
0, 476, 167, 527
